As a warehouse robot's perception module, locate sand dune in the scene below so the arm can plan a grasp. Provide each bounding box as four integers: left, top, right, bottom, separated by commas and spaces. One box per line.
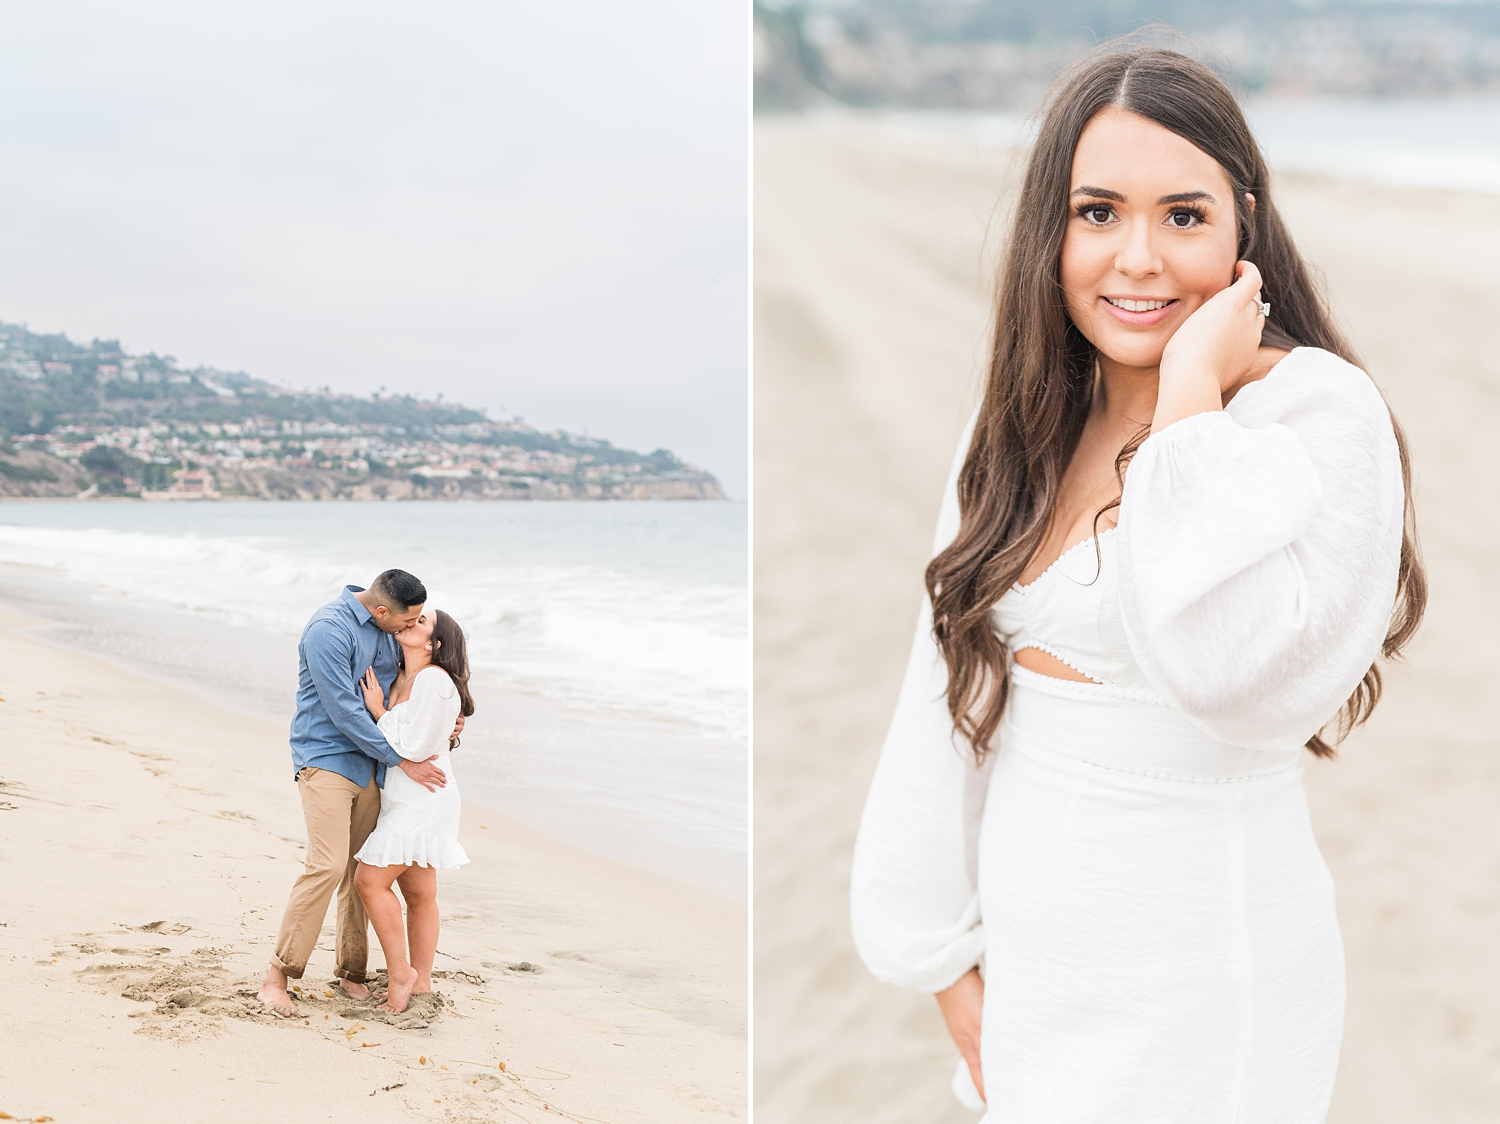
753, 113, 1500, 1123
0, 607, 746, 1123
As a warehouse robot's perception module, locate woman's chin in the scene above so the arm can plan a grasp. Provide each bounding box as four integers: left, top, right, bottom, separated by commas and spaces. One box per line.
1094, 340, 1169, 372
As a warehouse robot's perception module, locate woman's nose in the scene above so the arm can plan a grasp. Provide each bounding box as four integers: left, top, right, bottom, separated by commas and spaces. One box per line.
1113, 218, 1162, 278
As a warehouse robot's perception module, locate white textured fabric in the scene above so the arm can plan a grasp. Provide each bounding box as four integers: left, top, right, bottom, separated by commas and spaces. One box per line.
355, 666, 470, 870
850, 348, 1404, 1122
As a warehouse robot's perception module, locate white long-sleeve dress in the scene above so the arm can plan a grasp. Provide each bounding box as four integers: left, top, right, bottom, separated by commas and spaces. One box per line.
355, 666, 470, 870
850, 348, 1404, 1123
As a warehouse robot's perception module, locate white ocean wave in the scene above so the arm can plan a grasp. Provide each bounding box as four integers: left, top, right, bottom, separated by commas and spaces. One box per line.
0, 507, 746, 738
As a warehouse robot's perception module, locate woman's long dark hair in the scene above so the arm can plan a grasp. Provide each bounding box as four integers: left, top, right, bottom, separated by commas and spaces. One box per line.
411, 609, 475, 748
925, 42, 1426, 760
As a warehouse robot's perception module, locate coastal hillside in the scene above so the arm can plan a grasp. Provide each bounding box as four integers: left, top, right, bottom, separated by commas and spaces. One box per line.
756, 0, 1500, 111
0, 321, 723, 501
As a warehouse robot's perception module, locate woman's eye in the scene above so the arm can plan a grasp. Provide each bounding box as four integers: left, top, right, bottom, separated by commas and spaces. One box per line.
1166, 210, 1200, 229
1082, 206, 1113, 225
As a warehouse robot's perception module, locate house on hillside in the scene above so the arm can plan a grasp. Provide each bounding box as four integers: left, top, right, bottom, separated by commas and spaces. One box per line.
142, 465, 219, 501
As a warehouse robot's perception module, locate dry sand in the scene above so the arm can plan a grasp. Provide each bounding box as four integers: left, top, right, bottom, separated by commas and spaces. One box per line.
754, 113, 1500, 1123
0, 607, 746, 1123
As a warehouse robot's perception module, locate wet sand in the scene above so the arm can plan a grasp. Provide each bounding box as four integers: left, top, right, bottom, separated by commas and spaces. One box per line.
754, 113, 1500, 1123
0, 607, 746, 1123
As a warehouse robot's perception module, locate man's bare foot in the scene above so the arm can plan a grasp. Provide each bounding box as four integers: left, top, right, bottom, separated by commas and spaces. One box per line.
337, 978, 371, 1000
257, 967, 298, 1016
381, 964, 419, 1013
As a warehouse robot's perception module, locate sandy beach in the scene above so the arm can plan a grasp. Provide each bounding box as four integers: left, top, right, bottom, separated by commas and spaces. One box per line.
0, 606, 746, 1123
754, 113, 1500, 1123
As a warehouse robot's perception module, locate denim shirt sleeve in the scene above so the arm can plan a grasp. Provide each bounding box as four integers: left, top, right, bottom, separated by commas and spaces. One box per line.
303, 618, 404, 768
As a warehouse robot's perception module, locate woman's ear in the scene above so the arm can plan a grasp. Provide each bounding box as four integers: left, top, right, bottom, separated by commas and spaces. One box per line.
1245, 191, 1256, 214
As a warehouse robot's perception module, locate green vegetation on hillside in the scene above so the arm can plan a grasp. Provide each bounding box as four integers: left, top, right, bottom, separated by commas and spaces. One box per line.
0, 319, 684, 476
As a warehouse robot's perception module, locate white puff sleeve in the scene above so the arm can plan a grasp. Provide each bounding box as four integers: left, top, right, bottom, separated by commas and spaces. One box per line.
377, 667, 461, 762
850, 411, 995, 993
1117, 348, 1405, 751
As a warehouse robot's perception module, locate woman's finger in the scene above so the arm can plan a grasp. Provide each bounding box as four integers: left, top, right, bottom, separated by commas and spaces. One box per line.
1232, 259, 1263, 296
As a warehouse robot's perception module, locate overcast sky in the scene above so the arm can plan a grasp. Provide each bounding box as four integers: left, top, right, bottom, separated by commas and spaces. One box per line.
0, 1, 748, 497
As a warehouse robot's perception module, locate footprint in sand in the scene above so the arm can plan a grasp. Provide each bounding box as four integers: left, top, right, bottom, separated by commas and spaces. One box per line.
136, 920, 191, 935
65, 929, 460, 1038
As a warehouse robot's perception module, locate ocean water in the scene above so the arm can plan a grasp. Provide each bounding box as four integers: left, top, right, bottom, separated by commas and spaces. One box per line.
0, 501, 747, 897
865, 97, 1500, 193
1245, 97, 1500, 192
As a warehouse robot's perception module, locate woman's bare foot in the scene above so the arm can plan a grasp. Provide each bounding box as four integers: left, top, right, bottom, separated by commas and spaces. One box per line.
382, 963, 419, 1013
257, 966, 298, 1016
337, 978, 371, 1000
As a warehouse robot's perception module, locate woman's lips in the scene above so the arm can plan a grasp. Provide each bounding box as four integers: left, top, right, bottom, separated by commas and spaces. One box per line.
1100, 295, 1178, 327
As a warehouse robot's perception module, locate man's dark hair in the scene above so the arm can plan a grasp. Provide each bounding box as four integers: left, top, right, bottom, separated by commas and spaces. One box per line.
370, 568, 426, 611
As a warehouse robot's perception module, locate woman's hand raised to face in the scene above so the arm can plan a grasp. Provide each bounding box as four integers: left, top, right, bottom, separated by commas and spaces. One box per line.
360, 666, 387, 720
1153, 260, 1267, 433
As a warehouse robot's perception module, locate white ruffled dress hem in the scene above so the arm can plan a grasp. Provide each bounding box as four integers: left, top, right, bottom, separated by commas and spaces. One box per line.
356, 830, 470, 870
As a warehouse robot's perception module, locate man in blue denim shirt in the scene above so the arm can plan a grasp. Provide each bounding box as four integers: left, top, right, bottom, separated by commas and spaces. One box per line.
258, 568, 452, 1014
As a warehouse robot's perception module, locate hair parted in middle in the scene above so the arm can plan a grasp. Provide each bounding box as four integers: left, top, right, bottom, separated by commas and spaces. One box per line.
924, 38, 1426, 762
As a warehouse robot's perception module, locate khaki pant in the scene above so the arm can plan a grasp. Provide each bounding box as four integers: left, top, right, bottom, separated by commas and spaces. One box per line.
270, 766, 381, 982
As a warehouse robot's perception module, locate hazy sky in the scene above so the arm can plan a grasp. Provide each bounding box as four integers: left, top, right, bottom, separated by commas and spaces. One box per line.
0, 2, 748, 496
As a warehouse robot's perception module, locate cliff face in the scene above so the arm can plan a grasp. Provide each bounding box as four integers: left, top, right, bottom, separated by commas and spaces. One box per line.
0, 448, 93, 497
0, 453, 725, 502
212, 466, 727, 501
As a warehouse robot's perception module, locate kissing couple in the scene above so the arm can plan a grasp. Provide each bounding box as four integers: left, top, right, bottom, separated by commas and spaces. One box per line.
257, 568, 474, 1016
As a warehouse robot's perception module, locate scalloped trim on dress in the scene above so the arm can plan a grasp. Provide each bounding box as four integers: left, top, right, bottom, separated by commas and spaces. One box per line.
1011, 640, 1103, 684
356, 830, 470, 870
1009, 661, 1171, 707
1012, 527, 1117, 593
1009, 732, 1300, 785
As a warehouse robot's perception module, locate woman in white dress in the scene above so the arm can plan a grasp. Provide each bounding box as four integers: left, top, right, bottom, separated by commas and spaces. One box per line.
850, 44, 1427, 1122
354, 608, 473, 1014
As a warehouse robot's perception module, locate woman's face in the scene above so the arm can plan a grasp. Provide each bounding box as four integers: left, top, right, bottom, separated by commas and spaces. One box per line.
1060, 106, 1242, 372
400, 611, 436, 653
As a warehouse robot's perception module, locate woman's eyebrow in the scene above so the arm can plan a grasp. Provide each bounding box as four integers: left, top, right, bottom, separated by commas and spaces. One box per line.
1070, 185, 1125, 201
1068, 187, 1220, 205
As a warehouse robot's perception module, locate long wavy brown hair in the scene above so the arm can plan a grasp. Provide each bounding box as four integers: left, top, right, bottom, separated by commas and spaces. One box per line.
925, 42, 1426, 760
402, 609, 476, 748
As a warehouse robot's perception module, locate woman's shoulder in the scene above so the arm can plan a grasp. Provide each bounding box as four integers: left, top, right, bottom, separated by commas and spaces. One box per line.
1227, 346, 1389, 431
414, 665, 457, 696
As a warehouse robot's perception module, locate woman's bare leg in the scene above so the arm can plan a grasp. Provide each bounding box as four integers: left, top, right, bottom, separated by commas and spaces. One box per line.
353, 861, 419, 1012
397, 864, 440, 993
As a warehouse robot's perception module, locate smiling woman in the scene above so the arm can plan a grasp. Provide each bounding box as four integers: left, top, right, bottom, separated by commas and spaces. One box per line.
850, 41, 1426, 1124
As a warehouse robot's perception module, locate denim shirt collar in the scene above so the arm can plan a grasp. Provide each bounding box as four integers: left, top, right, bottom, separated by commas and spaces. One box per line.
342, 585, 374, 626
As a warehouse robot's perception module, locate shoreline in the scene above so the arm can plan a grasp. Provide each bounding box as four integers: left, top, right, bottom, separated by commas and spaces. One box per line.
0, 513, 748, 900
0, 606, 746, 1122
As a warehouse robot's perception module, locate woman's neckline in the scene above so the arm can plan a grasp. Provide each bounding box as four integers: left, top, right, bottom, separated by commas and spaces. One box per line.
1004, 349, 1312, 597
1012, 527, 1116, 593
388, 664, 449, 708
